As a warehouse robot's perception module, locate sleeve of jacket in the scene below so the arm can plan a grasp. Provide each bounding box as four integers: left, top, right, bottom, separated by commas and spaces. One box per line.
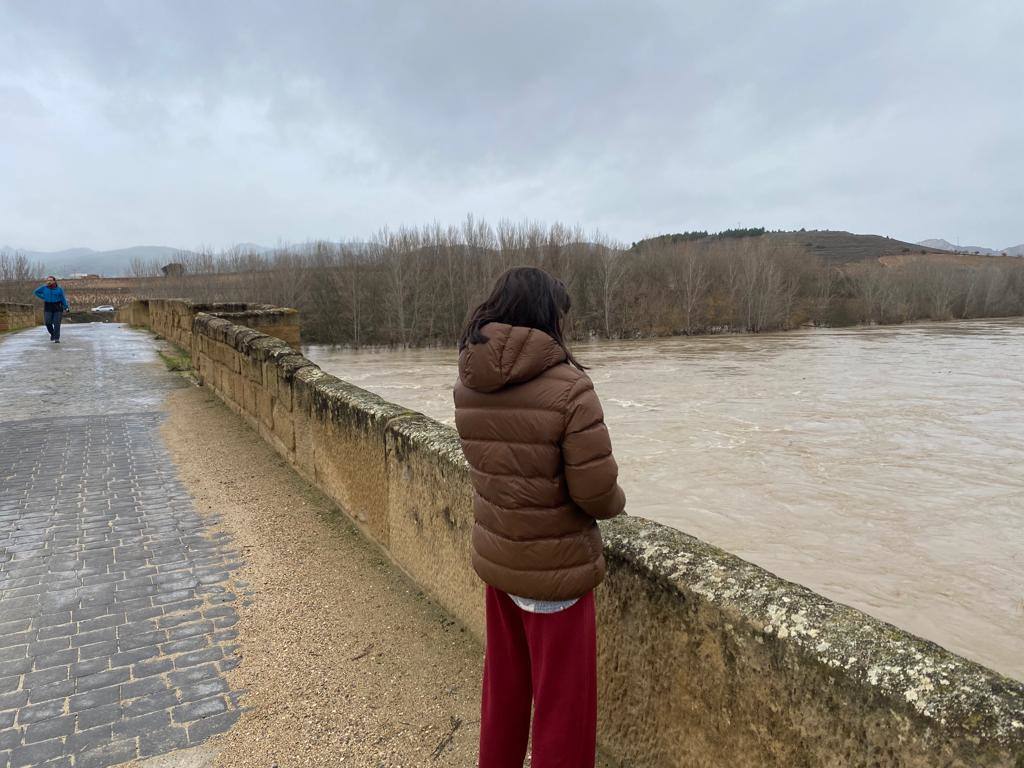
33, 285, 46, 300
561, 375, 626, 519
59, 288, 69, 310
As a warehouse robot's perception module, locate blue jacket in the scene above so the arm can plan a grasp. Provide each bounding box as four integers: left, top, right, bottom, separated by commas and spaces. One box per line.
34, 284, 69, 311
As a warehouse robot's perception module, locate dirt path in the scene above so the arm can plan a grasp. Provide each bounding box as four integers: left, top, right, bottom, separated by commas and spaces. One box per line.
160, 385, 482, 767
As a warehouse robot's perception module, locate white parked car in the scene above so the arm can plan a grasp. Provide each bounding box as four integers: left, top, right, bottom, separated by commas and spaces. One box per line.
92, 305, 116, 313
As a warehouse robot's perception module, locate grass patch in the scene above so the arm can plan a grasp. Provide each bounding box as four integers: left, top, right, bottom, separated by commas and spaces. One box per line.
158, 348, 192, 372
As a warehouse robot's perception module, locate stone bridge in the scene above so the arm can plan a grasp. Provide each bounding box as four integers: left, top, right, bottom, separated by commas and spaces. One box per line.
0, 303, 1022, 767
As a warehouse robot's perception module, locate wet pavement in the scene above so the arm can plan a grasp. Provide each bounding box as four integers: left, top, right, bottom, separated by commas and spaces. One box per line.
0, 324, 242, 767
0, 323, 169, 419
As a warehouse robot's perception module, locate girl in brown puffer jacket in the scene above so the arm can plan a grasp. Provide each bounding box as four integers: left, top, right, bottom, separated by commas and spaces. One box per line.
454, 266, 626, 768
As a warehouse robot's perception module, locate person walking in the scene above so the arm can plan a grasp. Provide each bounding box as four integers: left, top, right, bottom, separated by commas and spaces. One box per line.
454, 266, 626, 768
34, 275, 70, 343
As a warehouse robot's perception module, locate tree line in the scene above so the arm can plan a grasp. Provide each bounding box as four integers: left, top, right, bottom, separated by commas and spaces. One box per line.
0, 252, 43, 304
123, 218, 1024, 346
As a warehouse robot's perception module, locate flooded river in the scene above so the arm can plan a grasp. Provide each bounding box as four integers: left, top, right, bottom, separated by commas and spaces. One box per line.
305, 318, 1024, 680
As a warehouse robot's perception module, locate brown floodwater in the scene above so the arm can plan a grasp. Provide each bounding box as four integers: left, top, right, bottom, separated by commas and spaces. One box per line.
305, 318, 1024, 680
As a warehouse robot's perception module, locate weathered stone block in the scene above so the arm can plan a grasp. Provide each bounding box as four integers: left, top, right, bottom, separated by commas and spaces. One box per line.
197, 353, 214, 380
385, 416, 481, 636
291, 368, 326, 477
307, 376, 412, 547
257, 389, 274, 431
0, 303, 36, 332
215, 364, 229, 395
239, 379, 256, 418
242, 354, 263, 385
261, 362, 279, 399
229, 370, 245, 409
271, 399, 295, 452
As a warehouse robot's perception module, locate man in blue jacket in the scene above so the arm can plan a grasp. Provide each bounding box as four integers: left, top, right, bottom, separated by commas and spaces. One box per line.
33, 276, 70, 343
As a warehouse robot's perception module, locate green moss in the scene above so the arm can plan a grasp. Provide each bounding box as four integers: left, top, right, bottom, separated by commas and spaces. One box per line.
158, 347, 192, 372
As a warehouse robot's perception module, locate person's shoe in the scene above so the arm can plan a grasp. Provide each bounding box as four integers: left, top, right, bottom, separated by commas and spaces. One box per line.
54, 339, 60, 344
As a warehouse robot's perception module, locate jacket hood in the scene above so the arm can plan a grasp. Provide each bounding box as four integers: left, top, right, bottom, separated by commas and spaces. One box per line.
459, 323, 567, 393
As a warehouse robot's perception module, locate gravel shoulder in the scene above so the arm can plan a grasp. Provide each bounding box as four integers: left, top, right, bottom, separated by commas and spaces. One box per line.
159, 385, 482, 767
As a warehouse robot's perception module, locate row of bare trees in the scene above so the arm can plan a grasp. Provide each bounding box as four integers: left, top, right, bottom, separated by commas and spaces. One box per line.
844, 259, 1024, 325
26, 219, 1024, 345
128, 220, 1024, 345
0, 252, 44, 304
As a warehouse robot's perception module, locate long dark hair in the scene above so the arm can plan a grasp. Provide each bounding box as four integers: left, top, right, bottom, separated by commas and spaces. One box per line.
459, 266, 585, 370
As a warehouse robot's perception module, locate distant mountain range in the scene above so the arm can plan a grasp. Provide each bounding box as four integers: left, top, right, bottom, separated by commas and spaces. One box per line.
1, 244, 274, 276
917, 239, 1024, 257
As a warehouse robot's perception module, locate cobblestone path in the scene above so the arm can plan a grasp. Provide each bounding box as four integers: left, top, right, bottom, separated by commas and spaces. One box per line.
0, 325, 243, 768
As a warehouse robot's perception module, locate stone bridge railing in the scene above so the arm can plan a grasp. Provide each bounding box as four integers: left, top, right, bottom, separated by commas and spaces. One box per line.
117, 298, 300, 350
121, 298, 1024, 767
0, 302, 37, 332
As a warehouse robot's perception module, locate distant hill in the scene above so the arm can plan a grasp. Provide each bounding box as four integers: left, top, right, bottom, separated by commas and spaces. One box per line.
229, 242, 277, 255
1, 244, 273, 276
770, 231, 946, 264
917, 238, 1024, 257
917, 239, 1000, 256
632, 229, 947, 264
0, 245, 195, 276
63, 247, 198, 276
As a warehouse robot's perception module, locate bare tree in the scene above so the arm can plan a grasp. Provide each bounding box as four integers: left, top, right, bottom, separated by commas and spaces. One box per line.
0, 251, 44, 303
674, 245, 709, 334
594, 241, 628, 338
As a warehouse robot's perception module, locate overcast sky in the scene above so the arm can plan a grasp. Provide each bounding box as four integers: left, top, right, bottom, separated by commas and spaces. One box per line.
2, 1, 1022, 252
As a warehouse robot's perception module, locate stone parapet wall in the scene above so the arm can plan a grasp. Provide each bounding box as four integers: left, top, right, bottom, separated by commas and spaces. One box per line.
116, 298, 150, 328
596, 521, 1022, 766
209, 307, 301, 349
132, 303, 1024, 767
0, 302, 37, 332
120, 299, 301, 350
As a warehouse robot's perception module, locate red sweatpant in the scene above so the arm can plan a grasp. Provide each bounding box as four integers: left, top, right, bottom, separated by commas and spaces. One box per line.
479, 586, 597, 768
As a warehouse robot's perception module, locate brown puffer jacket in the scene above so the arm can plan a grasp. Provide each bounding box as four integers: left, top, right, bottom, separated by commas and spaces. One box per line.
454, 323, 626, 601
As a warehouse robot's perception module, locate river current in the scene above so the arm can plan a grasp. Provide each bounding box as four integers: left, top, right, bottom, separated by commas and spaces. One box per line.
305, 318, 1024, 680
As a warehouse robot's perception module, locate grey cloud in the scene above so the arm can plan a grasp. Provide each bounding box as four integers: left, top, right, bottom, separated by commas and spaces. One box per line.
1, 0, 1022, 251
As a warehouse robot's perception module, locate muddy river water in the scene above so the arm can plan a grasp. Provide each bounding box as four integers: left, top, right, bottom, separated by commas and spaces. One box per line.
305, 318, 1024, 680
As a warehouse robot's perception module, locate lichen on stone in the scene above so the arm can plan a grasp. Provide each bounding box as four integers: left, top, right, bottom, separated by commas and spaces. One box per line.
307, 373, 412, 432
387, 414, 469, 472
600, 515, 1024, 746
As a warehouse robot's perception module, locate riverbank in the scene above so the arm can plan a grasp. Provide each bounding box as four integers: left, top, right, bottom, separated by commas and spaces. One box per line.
300, 313, 1024, 351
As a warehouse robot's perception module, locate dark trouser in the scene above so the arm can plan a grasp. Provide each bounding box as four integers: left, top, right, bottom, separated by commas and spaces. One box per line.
44, 310, 63, 340
479, 586, 597, 768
